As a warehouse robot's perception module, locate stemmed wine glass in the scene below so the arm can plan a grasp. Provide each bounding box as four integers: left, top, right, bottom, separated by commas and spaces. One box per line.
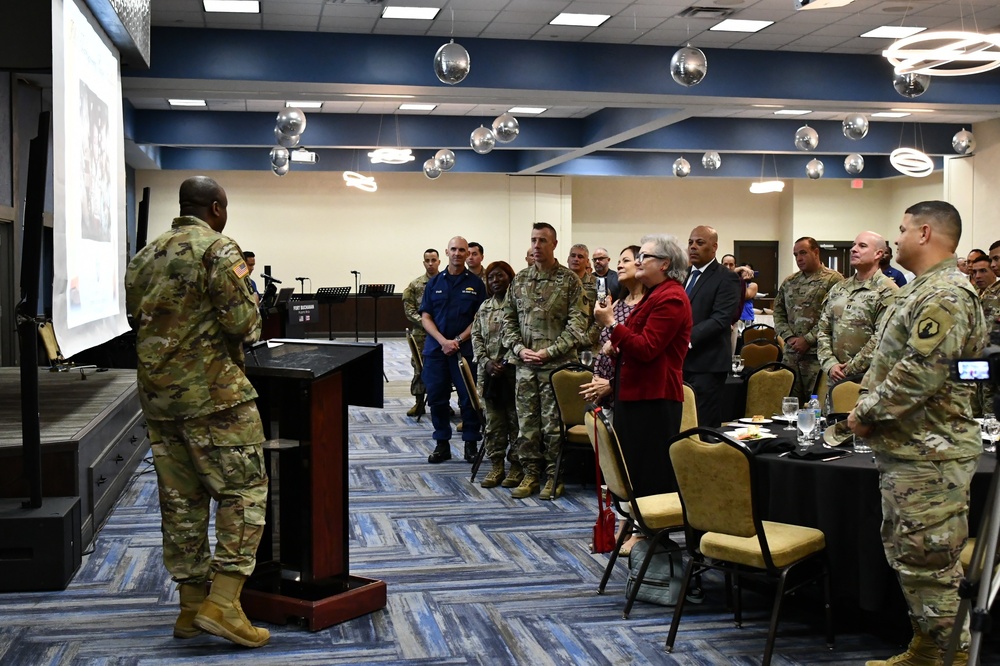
781, 397, 798, 431
731, 355, 744, 377
797, 408, 816, 451
984, 415, 999, 454
580, 350, 594, 368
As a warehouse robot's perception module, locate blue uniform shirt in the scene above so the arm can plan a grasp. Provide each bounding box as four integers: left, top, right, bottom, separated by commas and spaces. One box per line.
418, 268, 486, 357
882, 265, 907, 288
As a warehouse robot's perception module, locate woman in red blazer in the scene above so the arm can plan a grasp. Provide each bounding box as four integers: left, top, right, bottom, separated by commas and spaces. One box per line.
593, 233, 692, 497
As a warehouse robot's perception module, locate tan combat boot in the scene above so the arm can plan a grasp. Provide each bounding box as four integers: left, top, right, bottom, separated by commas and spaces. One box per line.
193, 572, 270, 648
501, 461, 524, 488
539, 478, 565, 500
480, 459, 505, 488
406, 395, 425, 417
510, 474, 540, 499
173, 582, 207, 639
865, 619, 940, 666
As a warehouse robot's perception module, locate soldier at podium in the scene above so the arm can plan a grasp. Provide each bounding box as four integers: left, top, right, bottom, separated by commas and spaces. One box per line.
420, 236, 486, 464
125, 175, 270, 648
402, 248, 440, 417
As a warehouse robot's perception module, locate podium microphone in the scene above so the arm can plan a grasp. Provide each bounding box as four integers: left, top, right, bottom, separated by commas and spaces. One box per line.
350, 270, 360, 275
260, 274, 281, 283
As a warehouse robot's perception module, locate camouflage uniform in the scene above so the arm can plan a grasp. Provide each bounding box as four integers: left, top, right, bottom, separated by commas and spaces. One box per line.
578, 272, 601, 350
125, 215, 266, 584
853, 257, 987, 653
977, 280, 1000, 415
773, 265, 844, 401
502, 263, 589, 480
816, 270, 898, 379
402, 273, 431, 399
472, 295, 518, 465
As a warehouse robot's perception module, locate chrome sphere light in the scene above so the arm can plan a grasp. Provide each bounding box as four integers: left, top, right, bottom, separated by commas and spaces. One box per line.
673, 157, 691, 178
492, 113, 519, 143
794, 125, 819, 151
434, 148, 456, 171
844, 153, 865, 175
270, 147, 289, 168
892, 71, 931, 98
806, 159, 825, 180
470, 126, 496, 154
434, 40, 471, 85
842, 114, 869, 141
276, 107, 307, 136
952, 129, 976, 155
423, 158, 442, 179
701, 151, 722, 170
272, 163, 289, 177
670, 45, 708, 87
275, 127, 300, 148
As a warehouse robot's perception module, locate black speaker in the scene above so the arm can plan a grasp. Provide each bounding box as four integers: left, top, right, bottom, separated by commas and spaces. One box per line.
0, 497, 82, 592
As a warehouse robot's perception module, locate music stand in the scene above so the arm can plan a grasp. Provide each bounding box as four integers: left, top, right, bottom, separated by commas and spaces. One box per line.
358, 284, 395, 344
315, 287, 351, 341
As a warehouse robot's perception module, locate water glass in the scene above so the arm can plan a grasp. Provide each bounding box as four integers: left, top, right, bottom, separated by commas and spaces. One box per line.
853, 434, 872, 454
797, 409, 816, 451
731, 355, 744, 377
781, 397, 798, 431
580, 350, 593, 368
984, 415, 999, 454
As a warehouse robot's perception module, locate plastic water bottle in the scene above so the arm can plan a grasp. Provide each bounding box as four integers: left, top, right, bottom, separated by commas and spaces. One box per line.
807, 395, 822, 441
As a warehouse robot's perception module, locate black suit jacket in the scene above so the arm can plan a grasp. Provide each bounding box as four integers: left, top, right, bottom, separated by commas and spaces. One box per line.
682, 260, 741, 374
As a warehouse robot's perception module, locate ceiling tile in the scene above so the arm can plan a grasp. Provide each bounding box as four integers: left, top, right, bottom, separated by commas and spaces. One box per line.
318, 17, 378, 31
261, 3, 323, 16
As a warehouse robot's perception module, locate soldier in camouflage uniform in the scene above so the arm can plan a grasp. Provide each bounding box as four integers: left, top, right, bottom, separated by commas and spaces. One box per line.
467, 242, 487, 283
471, 261, 519, 488
773, 237, 844, 402
502, 223, 589, 500
849, 201, 987, 666
817, 231, 898, 392
402, 249, 440, 417
125, 176, 269, 648
567, 243, 600, 350
970, 254, 1000, 415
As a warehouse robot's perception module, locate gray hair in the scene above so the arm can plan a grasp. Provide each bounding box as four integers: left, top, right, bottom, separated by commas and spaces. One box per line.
640, 233, 688, 284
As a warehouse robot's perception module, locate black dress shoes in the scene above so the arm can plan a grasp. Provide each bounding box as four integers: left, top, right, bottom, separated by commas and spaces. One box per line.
428, 442, 451, 464
464, 441, 478, 463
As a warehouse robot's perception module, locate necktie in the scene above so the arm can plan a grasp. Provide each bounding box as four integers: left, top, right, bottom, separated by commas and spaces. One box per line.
686, 268, 701, 296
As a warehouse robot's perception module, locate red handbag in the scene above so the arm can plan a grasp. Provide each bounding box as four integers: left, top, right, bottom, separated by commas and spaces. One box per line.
592, 407, 617, 554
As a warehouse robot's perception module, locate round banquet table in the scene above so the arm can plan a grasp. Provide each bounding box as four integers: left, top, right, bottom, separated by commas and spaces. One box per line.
747, 428, 996, 614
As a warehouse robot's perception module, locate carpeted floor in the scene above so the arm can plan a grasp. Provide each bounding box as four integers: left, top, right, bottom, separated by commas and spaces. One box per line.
1, 339, 995, 665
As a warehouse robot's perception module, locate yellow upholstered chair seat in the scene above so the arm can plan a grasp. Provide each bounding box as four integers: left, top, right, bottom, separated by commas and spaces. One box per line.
619, 493, 684, 530
566, 425, 591, 444
701, 521, 826, 570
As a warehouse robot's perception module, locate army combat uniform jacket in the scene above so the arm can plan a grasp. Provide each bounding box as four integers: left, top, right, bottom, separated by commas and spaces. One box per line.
817, 270, 898, 377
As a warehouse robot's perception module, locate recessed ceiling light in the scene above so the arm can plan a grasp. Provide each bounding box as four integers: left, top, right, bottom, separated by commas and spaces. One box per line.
891, 108, 933, 113
751, 104, 784, 108
168, 99, 207, 107
509, 106, 546, 114
344, 93, 416, 99
872, 111, 910, 118
381, 6, 440, 20
286, 101, 323, 109
774, 109, 811, 115
860, 25, 925, 39
550, 13, 610, 27
203, 0, 259, 13
710, 19, 773, 33
399, 103, 437, 111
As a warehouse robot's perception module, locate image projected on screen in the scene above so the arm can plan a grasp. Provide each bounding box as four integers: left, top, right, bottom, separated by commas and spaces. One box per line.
52, 0, 130, 357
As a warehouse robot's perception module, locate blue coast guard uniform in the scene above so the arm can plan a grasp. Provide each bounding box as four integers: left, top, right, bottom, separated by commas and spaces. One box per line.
419, 269, 486, 444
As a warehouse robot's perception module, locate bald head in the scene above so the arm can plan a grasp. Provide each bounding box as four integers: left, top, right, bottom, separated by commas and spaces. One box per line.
687, 225, 719, 268
850, 231, 887, 278
179, 176, 228, 231
445, 236, 470, 274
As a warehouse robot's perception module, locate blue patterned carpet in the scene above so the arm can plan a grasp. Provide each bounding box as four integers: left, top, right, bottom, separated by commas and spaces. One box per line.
1, 340, 996, 665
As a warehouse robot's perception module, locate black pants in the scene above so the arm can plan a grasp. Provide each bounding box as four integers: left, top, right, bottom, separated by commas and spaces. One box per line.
613, 399, 682, 497
683, 371, 727, 428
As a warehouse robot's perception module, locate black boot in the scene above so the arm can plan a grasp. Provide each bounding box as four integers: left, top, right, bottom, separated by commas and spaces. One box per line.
464, 441, 478, 463
428, 441, 451, 464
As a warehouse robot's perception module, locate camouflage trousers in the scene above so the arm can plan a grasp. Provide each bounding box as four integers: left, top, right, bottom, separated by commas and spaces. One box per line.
513, 364, 562, 478
875, 454, 978, 651
783, 350, 821, 404
481, 369, 519, 464
410, 332, 426, 398
147, 401, 268, 584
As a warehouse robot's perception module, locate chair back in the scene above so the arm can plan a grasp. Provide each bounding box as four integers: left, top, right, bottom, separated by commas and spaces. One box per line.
814, 371, 830, 414
550, 363, 593, 429
830, 380, 862, 414
38, 322, 65, 366
458, 355, 484, 417
405, 328, 423, 374
681, 382, 699, 431
742, 324, 776, 345
669, 428, 758, 538
744, 362, 795, 419
584, 407, 633, 503
740, 340, 780, 371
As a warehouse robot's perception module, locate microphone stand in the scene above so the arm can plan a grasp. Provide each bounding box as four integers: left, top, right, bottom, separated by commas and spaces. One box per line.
295, 277, 308, 294
351, 271, 360, 342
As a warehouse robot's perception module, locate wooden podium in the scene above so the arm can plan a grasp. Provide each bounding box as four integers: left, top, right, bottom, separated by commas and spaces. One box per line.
242, 340, 385, 631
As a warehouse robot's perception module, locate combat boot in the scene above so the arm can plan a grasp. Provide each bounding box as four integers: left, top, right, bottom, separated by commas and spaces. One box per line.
510, 473, 540, 499
428, 441, 451, 464
406, 395, 425, 417
464, 441, 478, 463
539, 478, 565, 500
501, 461, 524, 488
865, 619, 940, 666
173, 582, 207, 639
481, 459, 505, 488
192, 572, 270, 648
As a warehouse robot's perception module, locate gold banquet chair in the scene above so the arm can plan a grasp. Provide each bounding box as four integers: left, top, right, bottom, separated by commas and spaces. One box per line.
666, 428, 834, 665
744, 362, 796, 421
458, 356, 488, 483
742, 324, 777, 345
405, 328, 425, 422
740, 340, 780, 372
549, 363, 594, 489
681, 382, 699, 432
586, 406, 684, 619
830, 380, 862, 414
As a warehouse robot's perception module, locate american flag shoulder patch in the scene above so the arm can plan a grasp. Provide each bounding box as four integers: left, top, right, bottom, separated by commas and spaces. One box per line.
233, 260, 250, 278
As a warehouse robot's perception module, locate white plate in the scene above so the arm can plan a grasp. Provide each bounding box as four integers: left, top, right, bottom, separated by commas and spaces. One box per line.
772, 414, 796, 423
739, 417, 773, 424
728, 427, 775, 441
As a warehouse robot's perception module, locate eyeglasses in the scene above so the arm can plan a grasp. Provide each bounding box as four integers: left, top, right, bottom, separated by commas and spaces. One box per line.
636, 252, 667, 263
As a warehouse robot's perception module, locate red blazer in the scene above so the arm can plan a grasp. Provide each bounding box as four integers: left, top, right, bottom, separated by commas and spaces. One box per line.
609, 280, 692, 402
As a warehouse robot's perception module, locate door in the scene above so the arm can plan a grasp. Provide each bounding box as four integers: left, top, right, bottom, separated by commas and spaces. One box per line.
818, 241, 852, 277
733, 241, 779, 298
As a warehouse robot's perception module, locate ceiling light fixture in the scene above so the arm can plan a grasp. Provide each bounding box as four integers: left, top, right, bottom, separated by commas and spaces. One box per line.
550, 13, 611, 27
861, 26, 925, 39
168, 99, 207, 107
399, 103, 437, 111
750, 181, 785, 194
751, 104, 784, 108
508, 106, 546, 114
381, 7, 440, 20
774, 109, 811, 116
872, 111, 910, 118
343, 171, 377, 193
891, 108, 934, 113
710, 19, 773, 33
344, 93, 416, 99
890, 147, 934, 177
368, 148, 415, 165
203, 0, 259, 13
286, 101, 322, 109
883, 31, 1000, 77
